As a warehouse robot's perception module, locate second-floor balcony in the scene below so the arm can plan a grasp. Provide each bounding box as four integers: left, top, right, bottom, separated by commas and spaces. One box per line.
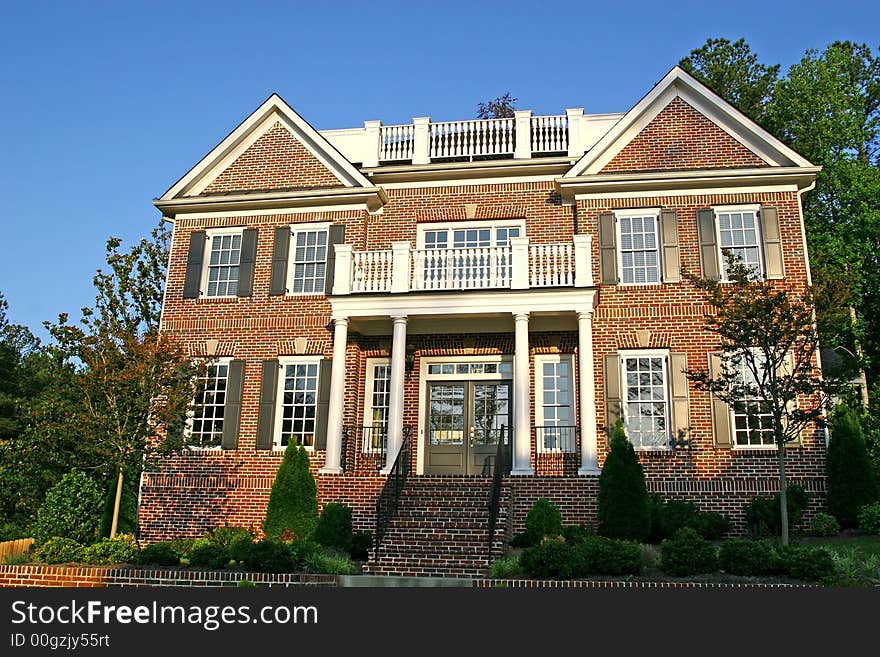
331, 236, 593, 296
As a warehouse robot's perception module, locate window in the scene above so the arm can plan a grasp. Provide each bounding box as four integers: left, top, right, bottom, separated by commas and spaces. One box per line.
730, 351, 774, 447
425, 360, 513, 377
715, 206, 763, 279
616, 211, 660, 285
289, 226, 329, 294
363, 359, 391, 452
188, 358, 230, 448
621, 351, 670, 449
535, 355, 576, 452
275, 358, 321, 449
203, 229, 243, 297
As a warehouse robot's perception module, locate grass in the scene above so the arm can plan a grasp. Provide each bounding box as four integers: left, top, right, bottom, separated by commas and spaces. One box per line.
799, 532, 880, 558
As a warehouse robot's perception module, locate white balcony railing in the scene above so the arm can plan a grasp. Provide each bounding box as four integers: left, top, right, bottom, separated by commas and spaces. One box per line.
332, 236, 593, 296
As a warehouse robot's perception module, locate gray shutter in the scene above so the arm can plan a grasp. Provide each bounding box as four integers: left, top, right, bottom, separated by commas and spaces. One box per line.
269, 227, 290, 296
598, 212, 618, 285
759, 207, 785, 280
669, 353, 689, 443
697, 209, 721, 281
659, 210, 681, 283
604, 353, 622, 436
314, 358, 333, 450
221, 360, 245, 450
237, 229, 258, 297
256, 360, 279, 450
183, 231, 206, 298
709, 354, 733, 447
323, 225, 346, 295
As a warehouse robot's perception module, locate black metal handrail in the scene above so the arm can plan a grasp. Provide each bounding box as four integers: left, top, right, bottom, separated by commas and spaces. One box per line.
487, 424, 509, 558
374, 426, 413, 557
534, 425, 578, 453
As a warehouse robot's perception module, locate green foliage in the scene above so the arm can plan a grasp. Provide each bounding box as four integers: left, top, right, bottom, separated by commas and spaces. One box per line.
476, 93, 517, 119
524, 498, 563, 542
648, 496, 731, 541
0, 521, 28, 542
744, 485, 809, 536
33, 537, 85, 564
560, 524, 594, 545
263, 443, 318, 541
168, 537, 203, 556
304, 551, 355, 575
509, 531, 538, 548
858, 501, 880, 534
204, 525, 255, 549
659, 528, 718, 577
576, 536, 643, 576
489, 555, 523, 579
98, 470, 138, 538
778, 545, 836, 582
138, 542, 180, 567
829, 549, 880, 586
32, 470, 104, 545
598, 420, 650, 541
238, 539, 321, 573
314, 503, 353, 554
81, 534, 139, 565
718, 539, 781, 576
236, 579, 256, 588
349, 532, 373, 560
4, 553, 30, 565
810, 513, 841, 537
187, 543, 231, 569
519, 540, 579, 580
827, 405, 878, 527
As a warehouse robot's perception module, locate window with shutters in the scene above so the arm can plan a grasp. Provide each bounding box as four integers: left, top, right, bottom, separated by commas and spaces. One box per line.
535, 355, 576, 452
713, 205, 764, 280
363, 358, 391, 452
275, 356, 323, 449
186, 357, 231, 448
202, 228, 244, 297
615, 209, 661, 285
729, 351, 775, 448
288, 225, 330, 294
621, 350, 671, 449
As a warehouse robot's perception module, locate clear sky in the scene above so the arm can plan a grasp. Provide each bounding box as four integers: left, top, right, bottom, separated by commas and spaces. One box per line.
0, 0, 876, 337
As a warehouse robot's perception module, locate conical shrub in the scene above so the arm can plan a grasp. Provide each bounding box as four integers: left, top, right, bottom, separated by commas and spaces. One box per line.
263, 443, 319, 540
598, 420, 650, 541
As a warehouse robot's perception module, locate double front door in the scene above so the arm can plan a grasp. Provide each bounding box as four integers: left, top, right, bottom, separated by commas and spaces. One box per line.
426, 380, 511, 475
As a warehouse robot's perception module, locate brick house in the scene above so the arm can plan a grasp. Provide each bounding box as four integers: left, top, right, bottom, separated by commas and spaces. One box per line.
139, 67, 824, 575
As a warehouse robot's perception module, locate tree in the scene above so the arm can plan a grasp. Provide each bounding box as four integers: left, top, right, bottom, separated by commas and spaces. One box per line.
685, 257, 840, 545
679, 38, 780, 122
597, 420, 651, 541
263, 443, 319, 540
826, 404, 877, 527
477, 93, 517, 119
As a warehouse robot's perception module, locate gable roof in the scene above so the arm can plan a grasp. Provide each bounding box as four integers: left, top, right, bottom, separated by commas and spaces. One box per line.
159, 94, 374, 201
564, 67, 814, 178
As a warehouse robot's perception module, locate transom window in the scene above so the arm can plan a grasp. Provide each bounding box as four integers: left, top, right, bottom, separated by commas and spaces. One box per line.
204, 230, 242, 297
730, 352, 774, 447
622, 351, 670, 449
290, 227, 329, 294
535, 355, 575, 452
276, 360, 321, 449
715, 207, 763, 279
188, 358, 230, 448
616, 211, 660, 284
426, 361, 513, 377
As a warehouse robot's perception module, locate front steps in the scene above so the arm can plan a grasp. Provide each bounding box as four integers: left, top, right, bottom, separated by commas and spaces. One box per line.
363, 476, 509, 577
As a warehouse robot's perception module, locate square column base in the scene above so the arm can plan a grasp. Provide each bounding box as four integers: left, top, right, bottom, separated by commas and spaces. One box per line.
510, 468, 534, 476
577, 467, 601, 476
319, 466, 343, 475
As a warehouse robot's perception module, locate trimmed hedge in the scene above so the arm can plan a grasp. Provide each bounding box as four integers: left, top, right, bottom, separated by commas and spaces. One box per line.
138, 542, 180, 567
518, 535, 644, 579
659, 528, 718, 577
719, 539, 780, 576
81, 535, 139, 565
32, 471, 104, 545
744, 485, 809, 536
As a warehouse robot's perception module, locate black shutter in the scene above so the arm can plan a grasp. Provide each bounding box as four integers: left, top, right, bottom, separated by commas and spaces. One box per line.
237, 229, 258, 297
256, 360, 279, 450
314, 358, 333, 450
221, 360, 245, 450
598, 212, 618, 285
324, 225, 346, 295
269, 227, 290, 296
183, 231, 206, 298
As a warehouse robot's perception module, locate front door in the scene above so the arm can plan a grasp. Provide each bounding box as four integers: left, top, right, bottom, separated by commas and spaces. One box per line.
426, 381, 511, 475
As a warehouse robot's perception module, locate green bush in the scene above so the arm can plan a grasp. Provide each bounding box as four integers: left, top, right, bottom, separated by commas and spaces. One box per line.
598, 420, 650, 541
659, 528, 718, 577
810, 513, 841, 537
237, 579, 256, 588
561, 524, 594, 545
648, 495, 732, 542
520, 540, 580, 580
489, 555, 523, 579
524, 498, 563, 542
32, 471, 104, 545
237, 538, 321, 573
690, 511, 731, 540
81, 534, 139, 565
509, 531, 538, 548
138, 542, 181, 567
744, 484, 809, 536
778, 545, 835, 582
827, 404, 878, 528
168, 537, 201, 556
576, 536, 643, 576
0, 521, 29, 542
718, 539, 781, 576
304, 551, 355, 575
858, 501, 880, 534
314, 503, 353, 554
349, 532, 373, 560
4, 553, 30, 565
204, 525, 255, 549
187, 543, 231, 569
263, 444, 318, 541
33, 537, 85, 564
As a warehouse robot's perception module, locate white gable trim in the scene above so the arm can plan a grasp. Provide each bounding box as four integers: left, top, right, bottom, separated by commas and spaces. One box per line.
564, 67, 813, 178
160, 94, 373, 200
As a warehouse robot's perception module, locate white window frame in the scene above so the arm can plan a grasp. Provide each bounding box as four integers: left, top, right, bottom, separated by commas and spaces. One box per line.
286, 222, 331, 296
620, 348, 672, 451
415, 219, 526, 250
185, 356, 232, 451
274, 355, 323, 451
422, 355, 514, 380
201, 227, 245, 298
712, 204, 764, 281
728, 349, 776, 450
363, 357, 391, 453
614, 208, 662, 286
534, 354, 577, 453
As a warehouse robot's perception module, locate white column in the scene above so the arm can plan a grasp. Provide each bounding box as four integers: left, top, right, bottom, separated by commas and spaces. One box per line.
513, 110, 532, 159
390, 241, 411, 293
320, 316, 348, 474
510, 236, 530, 289
566, 108, 585, 158
383, 315, 408, 472
577, 310, 600, 475
512, 312, 534, 475
363, 120, 382, 168
412, 117, 431, 165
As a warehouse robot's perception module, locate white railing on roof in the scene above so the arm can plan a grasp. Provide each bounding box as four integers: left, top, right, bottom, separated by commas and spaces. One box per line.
351, 249, 394, 293
429, 118, 515, 159
530, 115, 568, 154
379, 124, 415, 161
530, 242, 574, 287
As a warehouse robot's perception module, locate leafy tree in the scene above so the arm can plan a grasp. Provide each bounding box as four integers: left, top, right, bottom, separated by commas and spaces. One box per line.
679, 37, 779, 121
31, 470, 104, 544
597, 420, 650, 541
263, 443, 319, 540
826, 404, 877, 527
477, 93, 517, 119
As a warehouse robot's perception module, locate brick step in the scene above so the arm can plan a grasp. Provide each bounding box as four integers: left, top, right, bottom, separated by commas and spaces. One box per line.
378, 534, 493, 549
384, 518, 499, 531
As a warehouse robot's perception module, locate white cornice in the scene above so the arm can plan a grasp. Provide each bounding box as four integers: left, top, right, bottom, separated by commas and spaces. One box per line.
362, 156, 574, 185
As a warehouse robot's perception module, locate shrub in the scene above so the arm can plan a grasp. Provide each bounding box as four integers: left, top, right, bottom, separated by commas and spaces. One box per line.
4, 553, 30, 565
690, 511, 731, 540
489, 555, 523, 579
577, 536, 643, 576
314, 503, 353, 554
659, 528, 718, 577
858, 501, 880, 534
561, 524, 594, 545
598, 420, 650, 541
827, 404, 878, 528
229, 535, 256, 563
138, 542, 181, 567
648, 495, 732, 542
778, 545, 835, 582
33, 537, 84, 564
520, 540, 580, 580
239, 539, 295, 573
168, 537, 201, 556
0, 521, 28, 542
524, 498, 563, 542
718, 539, 780, 576
204, 525, 255, 549
810, 513, 841, 537
82, 534, 139, 565
509, 531, 539, 548
349, 532, 373, 560
237, 579, 256, 588
744, 484, 809, 536
187, 543, 231, 569
32, 471, 104, 545
263, 444, 318, 541
305, 551, 355, 575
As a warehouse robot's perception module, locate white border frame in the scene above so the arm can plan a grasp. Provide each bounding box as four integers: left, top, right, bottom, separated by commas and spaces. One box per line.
285, 221, 332, 296
619, 348, 673, 451
184, 356, 232, 451
613, 208, 662, 286
363, 357, 391, 428
274, 355, 324, 451
534, 353, 577, 453
200, 226, 245, 299
712, 204, 764, 282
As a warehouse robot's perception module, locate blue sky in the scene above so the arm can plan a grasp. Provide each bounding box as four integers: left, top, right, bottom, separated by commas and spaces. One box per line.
0, 0, 876, 337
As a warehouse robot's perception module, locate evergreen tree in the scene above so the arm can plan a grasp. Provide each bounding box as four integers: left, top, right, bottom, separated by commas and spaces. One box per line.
263, 443, 319, 540
598, 420, 651, 541
827, 404, 878, 527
